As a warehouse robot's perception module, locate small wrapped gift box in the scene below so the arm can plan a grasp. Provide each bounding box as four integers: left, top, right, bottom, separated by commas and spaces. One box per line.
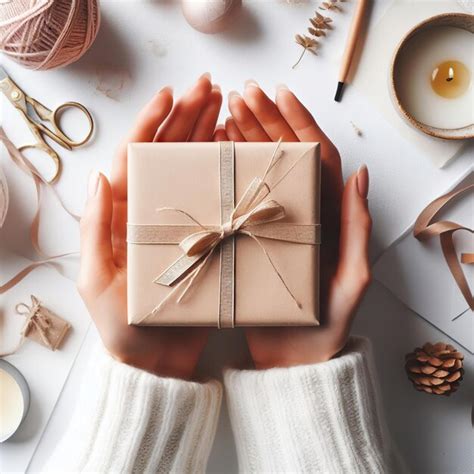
127, 141, 321, 328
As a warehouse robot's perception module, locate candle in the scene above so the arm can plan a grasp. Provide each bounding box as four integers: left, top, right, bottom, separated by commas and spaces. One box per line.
0, 361, 29, 442
392, 14, 474, 138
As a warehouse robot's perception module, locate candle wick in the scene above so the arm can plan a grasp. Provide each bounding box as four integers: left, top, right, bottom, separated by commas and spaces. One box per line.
446, 67, 454, 82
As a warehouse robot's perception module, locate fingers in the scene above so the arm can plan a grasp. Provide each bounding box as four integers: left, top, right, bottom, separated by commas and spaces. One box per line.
189, 85, 223, 142
213, 125, 229, 141
228, 91, 270, 141
225, 117, 245, 141
78, 172, 116, 295
155, 73, 213, 142
275, 87, 329, 144
243, 82, 298, 141
112, 87, 174, 204
334, 165, 372, 316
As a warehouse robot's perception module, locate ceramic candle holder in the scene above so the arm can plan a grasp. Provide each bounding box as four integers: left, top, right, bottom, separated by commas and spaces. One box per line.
0, 360, 30, 442
391, 13, 474, 140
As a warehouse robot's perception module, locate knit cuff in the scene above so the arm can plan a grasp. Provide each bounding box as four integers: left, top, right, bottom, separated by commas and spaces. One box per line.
45, 346, 222, 473
224, 337, 400, 473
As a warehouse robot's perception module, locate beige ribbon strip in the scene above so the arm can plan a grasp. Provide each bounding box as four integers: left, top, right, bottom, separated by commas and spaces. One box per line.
0, 127, 79, 295
129, 141, 320, 327
414, 183, 474, 311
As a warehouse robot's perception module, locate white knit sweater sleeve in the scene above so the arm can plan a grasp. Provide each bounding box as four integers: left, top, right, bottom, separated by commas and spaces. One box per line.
224, 337, 406, 474
44, 346, 222, 473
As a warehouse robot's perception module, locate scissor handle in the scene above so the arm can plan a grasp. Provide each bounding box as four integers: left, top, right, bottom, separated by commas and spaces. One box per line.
51, 101, 94, 148
18, 143, 61, 184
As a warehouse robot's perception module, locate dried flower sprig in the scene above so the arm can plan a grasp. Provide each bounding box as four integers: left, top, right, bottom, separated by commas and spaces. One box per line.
310, 12, 333, 30
293, 9, 336, 68
293, 35, 318, 69
319, 0, 342, 12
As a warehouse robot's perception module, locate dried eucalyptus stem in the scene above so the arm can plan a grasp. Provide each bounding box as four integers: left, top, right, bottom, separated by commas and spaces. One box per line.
292, 3, 342, 68
293, 35, 318, 69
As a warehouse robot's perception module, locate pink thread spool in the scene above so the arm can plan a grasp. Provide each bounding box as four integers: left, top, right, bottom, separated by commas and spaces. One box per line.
0, 0, 101, 70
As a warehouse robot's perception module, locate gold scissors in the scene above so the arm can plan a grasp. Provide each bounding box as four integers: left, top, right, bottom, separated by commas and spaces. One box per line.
0, 66, 94, 183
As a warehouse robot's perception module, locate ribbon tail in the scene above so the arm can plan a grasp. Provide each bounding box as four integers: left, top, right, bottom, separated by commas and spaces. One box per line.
137, 251, 215, 325
154, 251, 207, 287
440, 232, 474, 311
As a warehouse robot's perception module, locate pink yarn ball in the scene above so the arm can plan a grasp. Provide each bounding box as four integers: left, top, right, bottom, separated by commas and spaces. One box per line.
0, 0, 101, 70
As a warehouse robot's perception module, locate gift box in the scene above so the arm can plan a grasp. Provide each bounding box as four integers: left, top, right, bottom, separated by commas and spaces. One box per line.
127, 141, 321, 328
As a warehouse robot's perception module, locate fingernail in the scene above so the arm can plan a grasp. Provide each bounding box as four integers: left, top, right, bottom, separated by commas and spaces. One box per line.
244, 79, 259, 89
276, 83, 290, 93
159, 86, 173, 95
88, 171, 100, 198
356, 165, 369, 199
200, 72, 212, 81
212, 84, 221, 92
228, 90, 241, 102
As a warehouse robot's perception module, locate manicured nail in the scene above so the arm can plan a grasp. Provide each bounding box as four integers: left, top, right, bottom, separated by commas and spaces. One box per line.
159, 86, 173, 95
88, 171, 100, 198
228, 90, 241, 102
276, 83, 290, 93
212, 84, 221, 92
244, 79, 259, 88
200, 72, 212, 81
356, 165, 369, 199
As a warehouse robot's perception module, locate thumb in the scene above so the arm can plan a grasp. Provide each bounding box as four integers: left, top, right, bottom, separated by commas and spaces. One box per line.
334, 165, 372, 315
78, 172, 115, 296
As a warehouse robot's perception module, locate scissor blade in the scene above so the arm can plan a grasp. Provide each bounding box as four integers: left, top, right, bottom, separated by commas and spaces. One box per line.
0, 66, 9, 82
26, 101, 42, 123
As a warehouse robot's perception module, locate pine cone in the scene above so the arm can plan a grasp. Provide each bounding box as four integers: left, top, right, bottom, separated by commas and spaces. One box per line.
405, 342, 464, 396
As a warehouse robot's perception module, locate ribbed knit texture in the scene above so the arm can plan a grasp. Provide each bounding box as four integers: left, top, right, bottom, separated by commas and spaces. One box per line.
44, 347, 222, 473
224, 337, 406, 474
44, 337, 405, 473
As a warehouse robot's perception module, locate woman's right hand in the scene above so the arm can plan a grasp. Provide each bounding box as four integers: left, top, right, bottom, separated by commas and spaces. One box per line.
215, 82, 372, 369
78, 74, 222, 379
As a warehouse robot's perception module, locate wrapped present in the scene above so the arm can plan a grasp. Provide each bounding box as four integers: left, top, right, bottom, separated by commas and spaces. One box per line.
127, 141, 321, 328
17, 295, 70, 351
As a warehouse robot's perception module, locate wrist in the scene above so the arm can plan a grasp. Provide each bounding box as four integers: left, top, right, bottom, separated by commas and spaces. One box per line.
254, 352, 333, 370
111, 352, 196, 380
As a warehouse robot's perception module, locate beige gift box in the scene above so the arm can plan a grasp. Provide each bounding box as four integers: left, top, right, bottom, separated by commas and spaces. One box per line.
127, 142, 321, 327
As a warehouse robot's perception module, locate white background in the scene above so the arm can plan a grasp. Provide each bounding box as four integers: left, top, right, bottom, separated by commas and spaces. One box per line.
0, 1, 473, 473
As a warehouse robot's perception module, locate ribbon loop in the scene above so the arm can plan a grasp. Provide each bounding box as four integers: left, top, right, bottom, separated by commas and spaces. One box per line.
414, 183, 474, 310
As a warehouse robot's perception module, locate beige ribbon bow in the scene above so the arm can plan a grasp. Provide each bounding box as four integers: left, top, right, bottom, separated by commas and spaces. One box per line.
179, 178, 284, 257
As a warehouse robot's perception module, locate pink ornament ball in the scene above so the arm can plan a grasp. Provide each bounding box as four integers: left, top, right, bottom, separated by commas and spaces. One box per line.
181, 0, 242, 34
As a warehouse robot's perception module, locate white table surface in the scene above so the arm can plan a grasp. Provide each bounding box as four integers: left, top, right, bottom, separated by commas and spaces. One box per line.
1, 1, 473, 473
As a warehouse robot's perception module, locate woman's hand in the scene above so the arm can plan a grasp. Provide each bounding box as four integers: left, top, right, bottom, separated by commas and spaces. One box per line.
214, 82, 372, 369
78, 74, 222, 379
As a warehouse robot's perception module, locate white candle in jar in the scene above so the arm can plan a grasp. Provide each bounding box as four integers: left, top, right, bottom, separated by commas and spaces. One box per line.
0, 362, 29, 442
394, 25, 473, 130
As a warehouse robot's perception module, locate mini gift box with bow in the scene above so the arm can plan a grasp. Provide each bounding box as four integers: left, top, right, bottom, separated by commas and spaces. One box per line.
127, 142, 321, 328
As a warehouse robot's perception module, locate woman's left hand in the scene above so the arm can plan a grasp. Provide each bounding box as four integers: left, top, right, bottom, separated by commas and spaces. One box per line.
78, 74, 222, 379
214, 82, 372, 369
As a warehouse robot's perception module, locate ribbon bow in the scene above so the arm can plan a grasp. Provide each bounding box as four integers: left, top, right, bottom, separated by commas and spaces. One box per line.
179, 177, 284, 258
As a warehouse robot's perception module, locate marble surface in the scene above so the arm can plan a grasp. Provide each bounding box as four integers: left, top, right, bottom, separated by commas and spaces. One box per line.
0, 1, 472, 473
